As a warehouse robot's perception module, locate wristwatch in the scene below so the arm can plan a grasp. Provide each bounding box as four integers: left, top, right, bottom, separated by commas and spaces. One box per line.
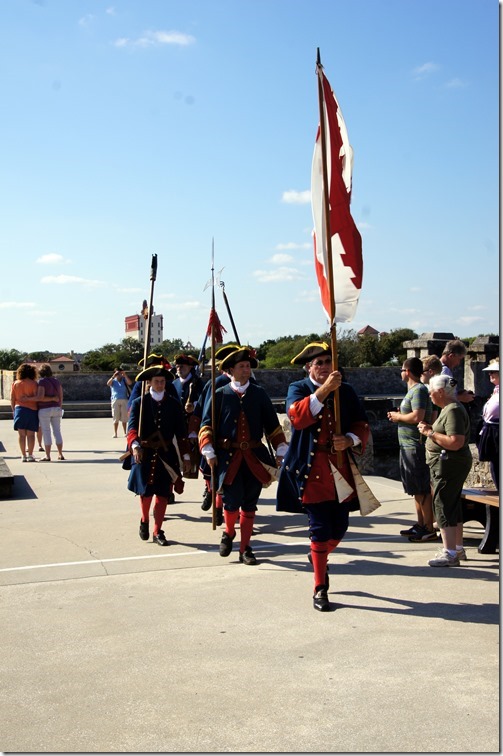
427, 430, 434, 438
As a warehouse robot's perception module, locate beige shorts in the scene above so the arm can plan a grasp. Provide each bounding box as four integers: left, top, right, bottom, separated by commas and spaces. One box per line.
112, 399, 128, 423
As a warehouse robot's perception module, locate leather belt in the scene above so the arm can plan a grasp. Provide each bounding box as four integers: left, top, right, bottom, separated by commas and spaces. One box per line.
217, 439, 261, 450
315, 443, 334, 452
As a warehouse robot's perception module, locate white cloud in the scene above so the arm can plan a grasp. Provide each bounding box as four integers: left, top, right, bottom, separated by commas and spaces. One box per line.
0, 301, 36, 309
270, 253, 294, 264
36, 253, 67, 265
457, 315, 485, 326
275, 242, 311, 251
467, 305, 487, 312
78, 14, 95, 27
445, 78, 466, 89
162, 300, 201, 311
40, 275, 106, 288
295, 289, 319, 303
412, 62, 440, 80
282, 190, 310, 205
114, 30, 196, 48
253, 267, 304, 283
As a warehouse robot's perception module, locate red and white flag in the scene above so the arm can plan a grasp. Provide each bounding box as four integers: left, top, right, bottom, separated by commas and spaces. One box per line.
311, 69, 362, 323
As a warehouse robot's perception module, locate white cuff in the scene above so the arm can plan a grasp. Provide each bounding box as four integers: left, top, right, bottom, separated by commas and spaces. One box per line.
275, 442, 289, 457
309, 393, 324, 416
201, 444, 216, 460
346, 433, 361, 447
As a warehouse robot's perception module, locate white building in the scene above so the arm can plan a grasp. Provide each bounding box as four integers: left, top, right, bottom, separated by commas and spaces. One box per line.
125, 310, 164, 346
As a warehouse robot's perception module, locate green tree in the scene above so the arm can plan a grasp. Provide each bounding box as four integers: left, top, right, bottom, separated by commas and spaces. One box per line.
377, 328, 418, 365
0, 349, 26, 371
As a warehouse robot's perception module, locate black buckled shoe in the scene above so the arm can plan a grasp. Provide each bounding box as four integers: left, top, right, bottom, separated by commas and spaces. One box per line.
313, 585, 330, 612
239, 547, 258, 565
215, 508, 224, 527
307, 552, 329, 589
201, 488, 212, 511
139, 520, 149, 541
168, 492, 175, 504
219, 531, 235, 557
153, 529, 169, 546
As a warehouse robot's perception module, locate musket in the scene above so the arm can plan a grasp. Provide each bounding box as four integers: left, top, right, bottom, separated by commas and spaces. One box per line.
219, 280, 241, 346
210, 242, 218, 530
138, 254, 158, 442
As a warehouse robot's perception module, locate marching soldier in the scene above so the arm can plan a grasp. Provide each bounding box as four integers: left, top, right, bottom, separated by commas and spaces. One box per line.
277, 342, 371, 611
127, 363, 191, 546
199, 347, 288, 565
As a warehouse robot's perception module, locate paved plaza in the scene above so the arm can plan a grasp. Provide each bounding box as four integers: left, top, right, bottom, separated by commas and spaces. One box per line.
0, 416, 499, 753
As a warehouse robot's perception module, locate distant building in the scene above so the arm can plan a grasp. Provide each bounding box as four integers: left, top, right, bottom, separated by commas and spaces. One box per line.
357, 325, 379, 338
27, 356, 80, 373
125, 308, 164, 346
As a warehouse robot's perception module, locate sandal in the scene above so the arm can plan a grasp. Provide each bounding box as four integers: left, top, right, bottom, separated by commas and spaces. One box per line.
40, 458, 51, 462
58, 455, 65, 460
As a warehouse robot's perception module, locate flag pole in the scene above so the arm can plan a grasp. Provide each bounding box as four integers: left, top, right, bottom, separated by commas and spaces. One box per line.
210, 240, 218, 531
316, 48, 342, 457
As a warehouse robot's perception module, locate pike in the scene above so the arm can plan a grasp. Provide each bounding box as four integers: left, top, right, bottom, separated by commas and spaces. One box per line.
138, 254, 158, 441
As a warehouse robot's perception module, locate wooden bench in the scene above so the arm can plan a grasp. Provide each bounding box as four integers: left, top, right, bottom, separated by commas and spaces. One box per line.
461, 488, 499, 554
0, 456, 14, 498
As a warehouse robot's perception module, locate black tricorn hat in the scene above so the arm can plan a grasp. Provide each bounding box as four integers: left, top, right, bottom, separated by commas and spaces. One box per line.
173, 353, 198, 366
137, 352, 168, 368
215, 343, 241, 360
291, 341, 332, 366
220, 346, 258, 371
135, 364, 174, 382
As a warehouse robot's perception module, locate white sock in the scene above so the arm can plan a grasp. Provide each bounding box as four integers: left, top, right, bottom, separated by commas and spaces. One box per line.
446, 548, 457, 557
456, 545, 464, 551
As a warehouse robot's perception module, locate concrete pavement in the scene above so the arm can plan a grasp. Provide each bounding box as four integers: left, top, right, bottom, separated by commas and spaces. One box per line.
0, 416, 499, 753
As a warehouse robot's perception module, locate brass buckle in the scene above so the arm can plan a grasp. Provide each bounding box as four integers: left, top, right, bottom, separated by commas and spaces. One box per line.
239, 441, 249, 450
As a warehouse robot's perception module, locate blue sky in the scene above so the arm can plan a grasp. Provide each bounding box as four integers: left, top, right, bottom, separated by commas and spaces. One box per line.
0, 0, 499, 355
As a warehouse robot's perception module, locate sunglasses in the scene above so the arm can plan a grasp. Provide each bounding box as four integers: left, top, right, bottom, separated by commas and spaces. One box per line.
312, 357, 332, 366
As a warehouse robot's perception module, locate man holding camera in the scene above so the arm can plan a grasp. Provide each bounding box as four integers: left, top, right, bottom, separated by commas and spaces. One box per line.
107, 367, 132, 437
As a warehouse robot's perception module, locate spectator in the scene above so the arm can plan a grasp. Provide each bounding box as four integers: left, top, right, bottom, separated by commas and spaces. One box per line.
477, 359, 499, 490
418, 374, 473, 567
388, 358, 437, 542
421, 354, 443, 422
276, 342, 371, 612
10, 363, 39, 462
37, 364, 65, 461
440, 339, 475, 405
107, 367, 132, 437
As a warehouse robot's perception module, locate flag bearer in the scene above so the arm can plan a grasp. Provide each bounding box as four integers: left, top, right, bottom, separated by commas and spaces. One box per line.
276, 342, 370, 611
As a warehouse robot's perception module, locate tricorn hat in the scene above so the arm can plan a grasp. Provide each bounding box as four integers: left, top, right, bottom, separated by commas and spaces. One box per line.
215, 343, 241, 360
137, 352, 169, 369
482, 359, 500, 372
173, 353, 198, 366
220, 346, 258, 370
291, 341, 332, 366
135, 364, 174, 382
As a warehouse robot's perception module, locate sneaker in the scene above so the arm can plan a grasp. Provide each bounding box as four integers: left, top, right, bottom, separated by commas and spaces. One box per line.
432, 547, 468, 561
22, 456, 27, 462
428, 549, 460, 567
400, 523, 421, 537
408, 526, 438, 542
219, 531, 235, 557
26, 455, 36, 462
239, 547, 258, 565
